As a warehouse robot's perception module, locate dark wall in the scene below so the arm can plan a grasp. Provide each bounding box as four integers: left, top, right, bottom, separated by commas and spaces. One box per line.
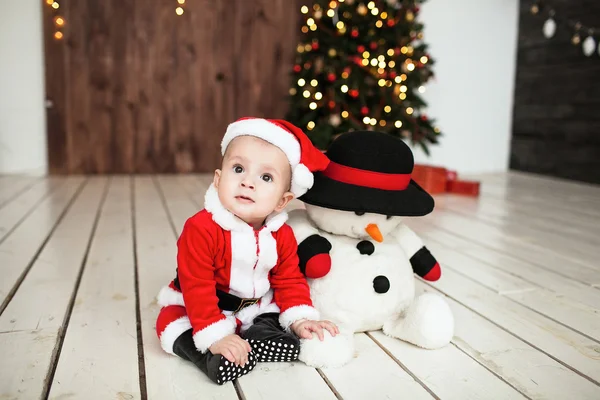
510, 0, 600, 184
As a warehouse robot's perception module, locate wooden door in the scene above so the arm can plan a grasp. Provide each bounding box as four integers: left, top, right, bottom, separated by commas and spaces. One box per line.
43, 0, 300, 174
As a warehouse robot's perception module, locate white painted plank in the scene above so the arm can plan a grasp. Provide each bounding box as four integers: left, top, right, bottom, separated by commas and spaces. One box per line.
408, 219, 600, 286
0, 176, 40, 208
0, 177, 65, 242
0, 177, 86, 306
425, 269, 600, 384
321, 334, 433, 399
134, 176, 238, 399
415, 281, 600, 400
155, 175, 204, 235
0, 177, 107, 399
419, 210, 600, 284
0, 329, 58, 400
48, 177, 141, 400
412, 224, 600, 317
369, 332, 525, 399
239, 362, 337, 400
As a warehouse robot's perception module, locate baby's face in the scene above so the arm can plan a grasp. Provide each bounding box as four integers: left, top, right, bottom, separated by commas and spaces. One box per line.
214, 136, 293, 228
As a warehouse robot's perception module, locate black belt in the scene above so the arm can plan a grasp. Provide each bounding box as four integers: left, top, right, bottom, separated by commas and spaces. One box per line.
173, 274, 258, 313
216, 290, 260, 313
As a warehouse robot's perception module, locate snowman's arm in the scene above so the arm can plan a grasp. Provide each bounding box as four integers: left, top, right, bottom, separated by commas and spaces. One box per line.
287, 209, 332, 279
392, 223, 441, 281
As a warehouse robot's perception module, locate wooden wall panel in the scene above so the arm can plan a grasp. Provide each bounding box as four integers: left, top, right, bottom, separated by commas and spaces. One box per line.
510, 0, 600, 184
43, 0, 300, 174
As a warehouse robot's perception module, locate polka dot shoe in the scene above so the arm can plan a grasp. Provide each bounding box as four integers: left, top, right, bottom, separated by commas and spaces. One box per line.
247, 339, 300, 363
215, 352, 257, 385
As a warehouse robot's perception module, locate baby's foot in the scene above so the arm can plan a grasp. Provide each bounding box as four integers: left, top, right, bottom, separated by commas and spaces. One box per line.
212, 352, 257, 385
246, 339, 300, 363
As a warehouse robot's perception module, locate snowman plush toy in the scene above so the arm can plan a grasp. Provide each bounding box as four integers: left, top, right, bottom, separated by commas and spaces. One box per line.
288, 130, 454, 368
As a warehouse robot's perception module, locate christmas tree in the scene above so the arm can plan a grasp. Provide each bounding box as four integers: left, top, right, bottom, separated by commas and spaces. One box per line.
285, 0, 441, 154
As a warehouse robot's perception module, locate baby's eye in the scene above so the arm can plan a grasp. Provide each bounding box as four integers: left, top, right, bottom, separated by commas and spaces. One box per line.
233, 165, 244, 174
261, 174, 273, 183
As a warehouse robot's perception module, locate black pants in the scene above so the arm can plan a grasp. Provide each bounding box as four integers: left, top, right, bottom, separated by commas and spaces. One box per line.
172, 313, 300, 385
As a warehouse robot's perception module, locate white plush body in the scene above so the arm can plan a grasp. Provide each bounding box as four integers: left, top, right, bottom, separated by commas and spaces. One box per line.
288, 206, 454, 368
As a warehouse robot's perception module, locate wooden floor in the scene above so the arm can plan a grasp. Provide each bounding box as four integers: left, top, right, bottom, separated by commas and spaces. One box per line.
0, 172, 599, 400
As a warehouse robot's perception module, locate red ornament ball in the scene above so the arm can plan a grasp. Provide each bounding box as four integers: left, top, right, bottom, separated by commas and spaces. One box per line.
361, 106, 369, 115
349, 89, 359, 98
293, 64, 302, 73
327, 73, 336, 82
370, 41, 378, 50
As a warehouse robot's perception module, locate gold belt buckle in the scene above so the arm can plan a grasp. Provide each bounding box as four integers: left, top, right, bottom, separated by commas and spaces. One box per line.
235, 298, 259, 313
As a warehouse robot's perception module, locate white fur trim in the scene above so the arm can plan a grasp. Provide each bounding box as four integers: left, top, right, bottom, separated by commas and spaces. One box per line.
392, 223, 424, 258
193, 316, 237, 353
291, 163, 314, 198
229, 229, 259, 297
157, 285, 184, 307
279, 305, 320, 330
222, 118, 301, 166
159, 316, 192, 355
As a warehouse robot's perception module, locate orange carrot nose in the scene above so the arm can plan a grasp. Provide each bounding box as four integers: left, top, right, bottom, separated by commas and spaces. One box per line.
365, 224, 383, 242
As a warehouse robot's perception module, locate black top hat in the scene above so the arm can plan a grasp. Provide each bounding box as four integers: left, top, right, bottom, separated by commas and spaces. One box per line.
299, 130, 434, 217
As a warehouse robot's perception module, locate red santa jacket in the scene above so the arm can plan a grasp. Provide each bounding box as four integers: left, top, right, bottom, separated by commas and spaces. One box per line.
157, 184, 319, 352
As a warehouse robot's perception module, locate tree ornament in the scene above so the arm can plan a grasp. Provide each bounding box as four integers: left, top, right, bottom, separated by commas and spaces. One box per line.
351, 28, 359, 38
327, 72, 336, 82
405, 10, 414, 22
361, 106, 369, 115
387, 19, 395, 27
328, 100, 336, 109
293, 64, 302, 73
543, 11, 556, 38
349, 89, 359, 98
330, 114, 341, 126
312, 41, 320, 50
582, 34, 595, 56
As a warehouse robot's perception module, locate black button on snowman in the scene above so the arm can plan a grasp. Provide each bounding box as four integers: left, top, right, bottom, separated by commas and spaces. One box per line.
289, 131, 454, 368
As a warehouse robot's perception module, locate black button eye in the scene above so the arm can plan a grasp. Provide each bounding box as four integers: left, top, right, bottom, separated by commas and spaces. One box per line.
356, 240, 375, 255
373, 276, 390, 293
355, 211, 365, 216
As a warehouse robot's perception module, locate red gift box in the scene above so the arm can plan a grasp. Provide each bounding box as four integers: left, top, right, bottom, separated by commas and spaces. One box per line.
446, 180, 480, 196
412, 164, 448, 194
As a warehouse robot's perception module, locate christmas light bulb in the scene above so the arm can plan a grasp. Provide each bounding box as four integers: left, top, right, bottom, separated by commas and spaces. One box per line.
177, 0, 185, 4
400, 85, 407, 92
384, 106, 391, 113
376, 20, 383, 28
418, 86, 426, 93
341, 85, 349, 93
378, 61, 386, 68
303, 90, 310, 98
399, 93, 407, 100
304, 44, 312, 51
407, 63, 415, 71
336, 21, 345, 29
307, 18, 315, 26
327, 9, 335, 17
307, 121, 315, 130
370, 59, 378, 66
367, 1, 375, 9
54, 31, 63, 39
301, 26, 309, 33
52, 2, 60, 9
311, 79, 318, 87
380, 120, 387, 126
298, 79, 306, 86
371, 8, 379, 16
363, 51, 370, 58
309, 102, 317, 110
361, 59, 369, 66
395, 121, 403, 128
310, 24, 317, 31
387, 49, 394, 56
363, 116, 371, 124
55, 17, 65, 26
378, 79, 386, 86
329, 0, 337, 8
388, 61, 396, 68
377, 68, 384, 74
370, 118, 377, 125
342, 111, 349, 118
380, 12, 388, 19
401, 46, 408, 54
406, 107, 414, 114
394, 76, 401, 83
301, 5, 309, 13
175, 7, 184, 15
378, 55, 385, 61
341, 71, 349, 79
315, 92, 323, 100
400, 74, 407, 80
420, 56, 429, 64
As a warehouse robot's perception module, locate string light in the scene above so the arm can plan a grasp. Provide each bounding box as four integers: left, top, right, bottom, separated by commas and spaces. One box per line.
387, 49, 394, 56
394, 76, 401, 83
367, 1, 375, 9
400, 74, 407, 81
395, 121, 403, 128
301, 5, 309, 13
378, 61, 386, 68
420, 56, 429, 64
315, 92, 323, 100
418, 86, 426, 93
55, 17, 64, 26
376, 20, 383, 28
388, 61, 396, 68
341, 85, 349, 93
307, 121, 315, 130
341, 71, 349, 79
384, 106, 391, 113
370, 59, 377, 66
370, 118, 377, 125
175, 7, 184, 15
362, 51, 370, 58
380, 120, 387, 126
380, 12, 388, 19
378, 79, 386, 87
327, 9, 335, 17
303, 90, 311, 98
310, 24, 317, 31
301, 26, 309, 33
336, 21, 345, 29
371, 8, 379, 16
406, 107, 414, 114
309, 102, 317, 110
361, 59, 369, 66
399, 93, 407, 100
52, 2, 59, 9
310, 79, 318, 87
407, 63, 415, 71
46, 0, 53, 4
329, 0, 337, 8
177, 0, 185, 3
342, 111, 349, 118
363, 116, 371, 124
54, 31, 63, 39
298, 78, 306, 86
307, 18, 315, 26
400, 85, 407, 92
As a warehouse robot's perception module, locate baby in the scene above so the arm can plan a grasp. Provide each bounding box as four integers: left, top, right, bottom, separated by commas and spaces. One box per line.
155, 117, 338, 385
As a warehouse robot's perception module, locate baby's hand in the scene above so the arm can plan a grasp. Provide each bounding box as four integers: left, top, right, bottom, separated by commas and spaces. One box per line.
291, 319, 340, 341
208, 334, 252, 366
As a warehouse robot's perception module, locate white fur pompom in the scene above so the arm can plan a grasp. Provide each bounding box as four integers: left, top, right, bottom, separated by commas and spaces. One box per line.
291, 163, 314, 197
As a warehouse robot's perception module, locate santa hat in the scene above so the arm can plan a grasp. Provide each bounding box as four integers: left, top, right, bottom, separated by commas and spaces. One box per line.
221, 117, 330, 197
